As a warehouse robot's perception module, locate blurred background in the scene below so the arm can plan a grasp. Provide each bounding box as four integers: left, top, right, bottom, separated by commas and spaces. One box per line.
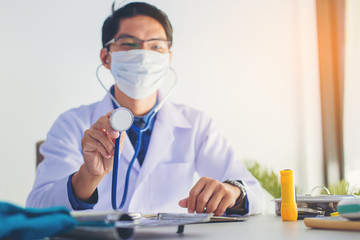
0, 0, 359, 206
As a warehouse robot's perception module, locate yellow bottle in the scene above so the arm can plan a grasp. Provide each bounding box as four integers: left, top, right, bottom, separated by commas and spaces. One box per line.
280, 169, 298, 221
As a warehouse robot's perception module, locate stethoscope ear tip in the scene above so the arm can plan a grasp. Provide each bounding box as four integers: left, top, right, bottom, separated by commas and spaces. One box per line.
110, 108, 134, 132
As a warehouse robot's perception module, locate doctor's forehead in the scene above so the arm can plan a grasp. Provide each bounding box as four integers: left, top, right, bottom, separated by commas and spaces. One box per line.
115, 15, 167, 40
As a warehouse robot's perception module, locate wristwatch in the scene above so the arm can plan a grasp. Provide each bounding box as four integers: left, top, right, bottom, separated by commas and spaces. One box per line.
223, 179, 247, 197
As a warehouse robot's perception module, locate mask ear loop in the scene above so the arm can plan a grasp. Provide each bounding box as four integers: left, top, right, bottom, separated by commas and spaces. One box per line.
96, 64, 121, 108
154, 67, 177, 113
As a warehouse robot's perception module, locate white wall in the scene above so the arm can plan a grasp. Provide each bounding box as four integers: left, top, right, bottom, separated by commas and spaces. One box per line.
344, 0, 360, 188
0, 0, 322, 207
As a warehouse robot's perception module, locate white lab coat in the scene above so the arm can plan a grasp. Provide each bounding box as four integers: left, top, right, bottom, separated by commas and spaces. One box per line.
27, 92, 265, 214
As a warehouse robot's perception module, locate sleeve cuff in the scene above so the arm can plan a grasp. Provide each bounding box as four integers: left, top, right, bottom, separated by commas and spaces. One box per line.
224, 180, 249, 215
67, 173, 98, 210
225, 194, 249, 216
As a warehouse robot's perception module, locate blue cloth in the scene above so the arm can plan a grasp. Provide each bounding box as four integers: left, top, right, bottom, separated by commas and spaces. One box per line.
67, 173, 97, 210
0, 201, 77, 240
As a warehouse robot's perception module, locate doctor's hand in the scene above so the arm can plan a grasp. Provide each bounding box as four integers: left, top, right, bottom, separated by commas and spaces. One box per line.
72, 111, 125, 201
81, 111, 125, 176
178, 177, 241, 216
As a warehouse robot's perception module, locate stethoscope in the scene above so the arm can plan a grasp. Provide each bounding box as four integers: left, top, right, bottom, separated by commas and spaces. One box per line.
96, 64, 177, 210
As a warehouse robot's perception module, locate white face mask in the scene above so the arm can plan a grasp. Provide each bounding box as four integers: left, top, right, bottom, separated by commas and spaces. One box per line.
110, 49, 170, 100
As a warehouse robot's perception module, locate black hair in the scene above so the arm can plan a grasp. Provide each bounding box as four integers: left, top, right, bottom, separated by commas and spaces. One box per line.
102, 2, 173, 49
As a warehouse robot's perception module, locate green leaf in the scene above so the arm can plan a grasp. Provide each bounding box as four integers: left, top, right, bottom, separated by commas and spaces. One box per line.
245, 161, 281, 198
326, 179, 360, 196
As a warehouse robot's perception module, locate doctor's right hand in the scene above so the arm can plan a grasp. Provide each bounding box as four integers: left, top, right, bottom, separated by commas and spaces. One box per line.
81, 111, 125, 176
72, 111, 125, 201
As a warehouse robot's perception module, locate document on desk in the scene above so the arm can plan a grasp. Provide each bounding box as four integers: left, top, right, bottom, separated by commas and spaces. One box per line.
115, 213, 212, 228
145, 213, 247, 222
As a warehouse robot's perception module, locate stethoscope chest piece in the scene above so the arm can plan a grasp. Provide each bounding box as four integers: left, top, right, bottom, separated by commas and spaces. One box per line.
110, 108, 134, 132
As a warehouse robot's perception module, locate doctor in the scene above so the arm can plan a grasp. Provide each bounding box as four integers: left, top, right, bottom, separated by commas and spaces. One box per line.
27, 2, 264, 216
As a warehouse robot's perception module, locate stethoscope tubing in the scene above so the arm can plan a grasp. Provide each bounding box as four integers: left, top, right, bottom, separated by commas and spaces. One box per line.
111, 136, 121, 210
111, 111, 157, 210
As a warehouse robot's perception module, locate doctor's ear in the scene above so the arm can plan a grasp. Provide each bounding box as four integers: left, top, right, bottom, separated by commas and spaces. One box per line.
100, 48, 111, 70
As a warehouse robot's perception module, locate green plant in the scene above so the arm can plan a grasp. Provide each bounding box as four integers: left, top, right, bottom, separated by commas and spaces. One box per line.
245, 161, 281, 198
326, 179, 360, 196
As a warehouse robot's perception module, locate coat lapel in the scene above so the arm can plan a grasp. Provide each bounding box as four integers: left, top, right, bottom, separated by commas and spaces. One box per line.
133, 100, 192, 189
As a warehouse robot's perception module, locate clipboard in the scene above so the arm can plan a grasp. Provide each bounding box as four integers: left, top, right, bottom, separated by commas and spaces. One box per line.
304, 216, 360, 231
62, 211, 247, 239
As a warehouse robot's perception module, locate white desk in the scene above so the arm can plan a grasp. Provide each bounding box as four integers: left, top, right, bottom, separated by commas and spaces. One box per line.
132, 214, 360, 240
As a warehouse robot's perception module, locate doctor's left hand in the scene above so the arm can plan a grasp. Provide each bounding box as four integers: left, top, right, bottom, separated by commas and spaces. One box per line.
178, 177, 241, 216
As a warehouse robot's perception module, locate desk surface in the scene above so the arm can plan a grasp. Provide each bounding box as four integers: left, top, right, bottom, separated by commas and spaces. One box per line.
132, 214, 360, 240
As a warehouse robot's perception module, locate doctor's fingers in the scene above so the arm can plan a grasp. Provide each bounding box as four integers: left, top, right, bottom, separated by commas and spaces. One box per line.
204, 183, 235, 215
188, 177, 218, 213
204, 190, 224, 214
214, 194, 233, 216
196, 179, 226, 213
82, 129, 115, 159
187, 179, 206, 213
91, 115, 119, 139
100, 132, 125, 171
